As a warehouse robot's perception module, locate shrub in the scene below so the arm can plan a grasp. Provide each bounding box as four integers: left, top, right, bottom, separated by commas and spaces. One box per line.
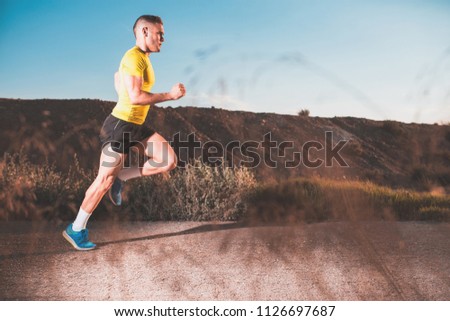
245, 179, 331, 224
298, 109, 310, 117
127, 159, 257, 221
382, 120, 404, 137
3, 152, 447, 223
245, 178, 450, 223
0, 152, 94, 220
0, 153, 256, 221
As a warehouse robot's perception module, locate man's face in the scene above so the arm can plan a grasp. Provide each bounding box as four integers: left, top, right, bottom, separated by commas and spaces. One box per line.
144, 23, 165, 52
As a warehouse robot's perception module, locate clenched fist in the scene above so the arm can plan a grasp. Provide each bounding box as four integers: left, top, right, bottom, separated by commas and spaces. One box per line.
169, 83, 186, 100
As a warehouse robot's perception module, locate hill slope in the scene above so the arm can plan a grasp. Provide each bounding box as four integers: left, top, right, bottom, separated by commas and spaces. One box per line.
0, 98, 449, 191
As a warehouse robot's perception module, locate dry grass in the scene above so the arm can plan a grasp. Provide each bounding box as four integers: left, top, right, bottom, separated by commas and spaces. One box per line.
126, 159, 257, 221
245, 177, 450, 224
1, 152, 448, 222
0, 152, 93, 220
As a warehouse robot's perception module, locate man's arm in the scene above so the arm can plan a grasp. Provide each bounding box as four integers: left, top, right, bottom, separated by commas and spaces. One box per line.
114, 72, 120, 95
123, 73, 185, 105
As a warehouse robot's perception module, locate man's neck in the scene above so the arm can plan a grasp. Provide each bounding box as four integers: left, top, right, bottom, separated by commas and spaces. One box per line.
135, 43, 150, 56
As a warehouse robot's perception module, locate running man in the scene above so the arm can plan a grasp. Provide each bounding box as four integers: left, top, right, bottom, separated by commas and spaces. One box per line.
63, 15, 185, 250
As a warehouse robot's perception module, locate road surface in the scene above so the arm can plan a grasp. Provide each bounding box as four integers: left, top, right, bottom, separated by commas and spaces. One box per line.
0, 221, 449, 300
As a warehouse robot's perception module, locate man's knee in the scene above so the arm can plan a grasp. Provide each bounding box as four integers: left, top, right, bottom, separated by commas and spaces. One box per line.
166, 153, 177, 171
143, 154, 177, 174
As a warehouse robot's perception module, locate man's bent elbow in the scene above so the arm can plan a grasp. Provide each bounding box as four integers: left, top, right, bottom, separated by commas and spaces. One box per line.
128, 94, 141, 105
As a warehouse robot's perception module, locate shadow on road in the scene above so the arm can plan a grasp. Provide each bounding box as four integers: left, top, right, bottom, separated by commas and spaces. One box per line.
0, 222, 253, 260
97, 222, 249, 246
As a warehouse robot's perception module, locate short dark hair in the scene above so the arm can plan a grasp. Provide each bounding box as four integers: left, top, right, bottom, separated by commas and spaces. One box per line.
133, 15, 163, 37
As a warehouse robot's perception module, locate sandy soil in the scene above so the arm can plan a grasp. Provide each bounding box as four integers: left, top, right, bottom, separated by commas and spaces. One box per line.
0, 221, 449, 300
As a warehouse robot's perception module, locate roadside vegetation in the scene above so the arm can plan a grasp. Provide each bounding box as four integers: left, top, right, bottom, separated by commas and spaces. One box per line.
1, 152, 448, 222
246, 178, 450, 223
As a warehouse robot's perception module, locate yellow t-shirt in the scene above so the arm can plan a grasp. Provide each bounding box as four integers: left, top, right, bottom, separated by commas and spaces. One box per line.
111, 46, 155, 125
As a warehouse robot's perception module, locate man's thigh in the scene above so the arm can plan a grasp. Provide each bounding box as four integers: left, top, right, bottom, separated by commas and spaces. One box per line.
98, 143, 126, 176
138, 132, 175, 163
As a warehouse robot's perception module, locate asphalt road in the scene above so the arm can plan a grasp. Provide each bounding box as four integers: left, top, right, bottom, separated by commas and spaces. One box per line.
0, 221, 449, 300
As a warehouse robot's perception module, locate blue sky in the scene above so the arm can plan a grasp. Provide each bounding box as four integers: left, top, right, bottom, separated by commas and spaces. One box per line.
1, 0, 449, 123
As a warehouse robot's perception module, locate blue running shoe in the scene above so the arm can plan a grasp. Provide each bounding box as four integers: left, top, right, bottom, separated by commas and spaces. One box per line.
62, 224, 96, 251
108, 177, 123, 206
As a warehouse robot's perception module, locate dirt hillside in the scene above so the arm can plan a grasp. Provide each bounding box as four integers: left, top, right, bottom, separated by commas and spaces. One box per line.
0, 98, 449, 190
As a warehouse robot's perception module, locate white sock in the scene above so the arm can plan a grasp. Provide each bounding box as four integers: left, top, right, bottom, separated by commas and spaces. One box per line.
117, 167, 142, 181
72, 207, 91, 231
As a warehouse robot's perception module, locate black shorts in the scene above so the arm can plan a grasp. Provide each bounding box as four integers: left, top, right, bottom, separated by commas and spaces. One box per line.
99, 114, 156, 154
